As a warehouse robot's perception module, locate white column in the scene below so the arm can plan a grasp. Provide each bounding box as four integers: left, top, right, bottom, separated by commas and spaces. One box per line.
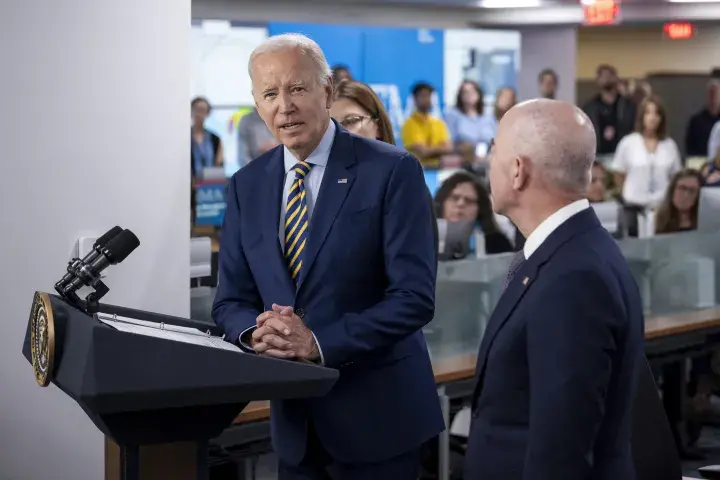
517, 26, 578, 104
0, 0, 190, 478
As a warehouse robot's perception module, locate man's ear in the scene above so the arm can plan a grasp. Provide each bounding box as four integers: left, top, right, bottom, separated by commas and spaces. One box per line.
512, 155, 530, 191
324, 77, 334, 110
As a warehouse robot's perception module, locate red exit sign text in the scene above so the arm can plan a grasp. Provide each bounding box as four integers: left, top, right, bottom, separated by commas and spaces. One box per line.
583, 0, 619, 26
664, 22, 695, 40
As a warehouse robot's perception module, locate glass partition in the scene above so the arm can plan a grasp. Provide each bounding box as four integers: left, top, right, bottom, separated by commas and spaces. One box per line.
190, 231, 719, 358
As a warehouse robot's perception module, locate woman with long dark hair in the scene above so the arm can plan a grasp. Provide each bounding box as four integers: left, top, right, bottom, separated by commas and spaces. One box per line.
445, 80, 494, 160
655, 169, 704, 234
433, 171, 513, 255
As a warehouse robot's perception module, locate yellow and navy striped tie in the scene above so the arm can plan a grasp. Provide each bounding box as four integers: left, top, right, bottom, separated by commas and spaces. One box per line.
284, 161, 313, 283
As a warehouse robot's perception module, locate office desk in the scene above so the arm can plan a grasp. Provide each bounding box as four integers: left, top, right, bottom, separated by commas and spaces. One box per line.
232, 307, 720, 425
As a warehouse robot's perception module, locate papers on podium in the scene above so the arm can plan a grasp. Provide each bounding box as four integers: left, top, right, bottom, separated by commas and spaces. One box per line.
96, 313, 242, 353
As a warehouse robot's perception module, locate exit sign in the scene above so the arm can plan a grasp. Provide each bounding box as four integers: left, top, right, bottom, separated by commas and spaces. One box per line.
664, 22, 695, 40
583, 0, 620, 26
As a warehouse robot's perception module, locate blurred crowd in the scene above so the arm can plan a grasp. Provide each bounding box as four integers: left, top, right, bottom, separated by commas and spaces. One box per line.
191, 61, 719, 250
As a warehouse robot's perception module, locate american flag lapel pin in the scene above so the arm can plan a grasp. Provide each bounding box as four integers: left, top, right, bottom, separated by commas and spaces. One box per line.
338, 178, 348, 184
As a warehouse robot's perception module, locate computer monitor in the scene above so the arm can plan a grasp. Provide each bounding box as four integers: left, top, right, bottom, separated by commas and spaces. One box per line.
437, 219, 474, 261
698, 187, 720, 233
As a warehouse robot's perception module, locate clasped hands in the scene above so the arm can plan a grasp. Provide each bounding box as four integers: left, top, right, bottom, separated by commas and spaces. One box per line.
251, 304, 319, 362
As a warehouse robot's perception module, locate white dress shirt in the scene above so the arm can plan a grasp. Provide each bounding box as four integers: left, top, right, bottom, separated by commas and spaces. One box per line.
523, 199, 590, 260
611, 132, 682, 208
279, 120, 335, 247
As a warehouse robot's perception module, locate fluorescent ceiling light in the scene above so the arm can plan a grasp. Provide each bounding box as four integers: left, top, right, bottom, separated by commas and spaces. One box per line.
479, 0, 541, 7
667, 0, 720, 3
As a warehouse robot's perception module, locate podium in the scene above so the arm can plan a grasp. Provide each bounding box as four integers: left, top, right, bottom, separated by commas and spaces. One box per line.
22, 292, 339, 480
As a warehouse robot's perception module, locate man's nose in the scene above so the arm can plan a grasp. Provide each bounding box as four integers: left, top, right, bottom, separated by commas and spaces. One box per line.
278, 92, 295, 114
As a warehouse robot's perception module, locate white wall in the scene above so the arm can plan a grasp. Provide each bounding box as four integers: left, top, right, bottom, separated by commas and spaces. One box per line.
518, 26, 577, 104
0, 0, 190, 478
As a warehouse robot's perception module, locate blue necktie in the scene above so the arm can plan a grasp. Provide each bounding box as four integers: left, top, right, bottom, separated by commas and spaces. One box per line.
284, 161, 313, 283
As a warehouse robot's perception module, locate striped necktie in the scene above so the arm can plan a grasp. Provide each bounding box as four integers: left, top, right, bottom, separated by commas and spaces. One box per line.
501, 251, 526, 293
284, 161, 313, 283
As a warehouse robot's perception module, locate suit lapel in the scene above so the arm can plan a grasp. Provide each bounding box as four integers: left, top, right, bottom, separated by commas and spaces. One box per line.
472, 208, 603, 396
260, 148, 295, 305
473, 260, 536, 391
299, 124, 356, 289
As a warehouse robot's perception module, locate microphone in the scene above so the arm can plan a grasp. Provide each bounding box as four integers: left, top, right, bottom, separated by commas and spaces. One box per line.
55, 226, 123, 293
60, 229, 140, 296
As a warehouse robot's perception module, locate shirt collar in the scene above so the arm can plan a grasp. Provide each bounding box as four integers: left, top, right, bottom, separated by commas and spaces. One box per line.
283, 120, 335, 172
523, 199, 590, 259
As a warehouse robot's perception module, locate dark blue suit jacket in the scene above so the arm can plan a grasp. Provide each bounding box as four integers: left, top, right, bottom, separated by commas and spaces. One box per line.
212, 123, 445, 465
465, 208, 644, 480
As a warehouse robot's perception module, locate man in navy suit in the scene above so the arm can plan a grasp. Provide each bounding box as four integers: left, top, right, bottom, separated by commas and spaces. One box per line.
465, 99, 644, 480
212, 33, 444, 479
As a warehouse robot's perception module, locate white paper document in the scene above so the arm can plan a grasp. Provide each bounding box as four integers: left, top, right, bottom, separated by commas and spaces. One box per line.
96, 314, 242, 353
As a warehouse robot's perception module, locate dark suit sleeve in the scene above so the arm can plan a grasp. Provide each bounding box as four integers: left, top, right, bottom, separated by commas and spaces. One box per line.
211, 177, 263, 345
524, 269, 623, 480
312, 154, 437, 368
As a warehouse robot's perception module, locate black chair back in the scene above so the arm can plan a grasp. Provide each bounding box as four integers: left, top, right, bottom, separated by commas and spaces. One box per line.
632, 358, 683, 480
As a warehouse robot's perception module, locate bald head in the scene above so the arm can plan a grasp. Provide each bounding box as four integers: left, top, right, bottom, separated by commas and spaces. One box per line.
498, 99, 597, 194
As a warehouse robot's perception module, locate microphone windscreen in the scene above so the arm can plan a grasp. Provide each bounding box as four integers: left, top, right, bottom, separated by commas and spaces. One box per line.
94, 226, 123, 248
104, 230, 140, 264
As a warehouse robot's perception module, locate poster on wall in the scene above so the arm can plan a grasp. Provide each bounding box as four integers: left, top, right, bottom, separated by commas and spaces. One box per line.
443, 29, 521, 111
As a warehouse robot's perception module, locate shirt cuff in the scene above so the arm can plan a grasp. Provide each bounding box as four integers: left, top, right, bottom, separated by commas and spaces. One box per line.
238, 325, 257, 353
312, 331, 325, 366
238, 325, 324, 365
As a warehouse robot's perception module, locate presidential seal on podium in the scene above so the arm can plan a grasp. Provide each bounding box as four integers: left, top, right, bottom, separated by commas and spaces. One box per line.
29, 291, 55, 387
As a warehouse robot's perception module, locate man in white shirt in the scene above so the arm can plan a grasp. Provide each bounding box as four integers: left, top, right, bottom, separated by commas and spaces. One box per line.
465, 99, 644, 480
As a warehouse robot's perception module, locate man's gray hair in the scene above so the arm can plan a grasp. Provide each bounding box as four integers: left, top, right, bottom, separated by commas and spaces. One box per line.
510, 100, 597, 194
248, 33, 332, 86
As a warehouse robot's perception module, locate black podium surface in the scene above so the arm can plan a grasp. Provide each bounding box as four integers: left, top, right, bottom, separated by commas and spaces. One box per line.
22, 292, 339, 479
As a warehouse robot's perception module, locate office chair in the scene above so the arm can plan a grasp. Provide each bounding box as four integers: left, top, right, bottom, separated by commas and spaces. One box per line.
632, 357, 683, 480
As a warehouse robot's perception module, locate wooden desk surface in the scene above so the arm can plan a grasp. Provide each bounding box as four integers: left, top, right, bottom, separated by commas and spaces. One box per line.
645, 307, 720, 339
233, 307, 720, 425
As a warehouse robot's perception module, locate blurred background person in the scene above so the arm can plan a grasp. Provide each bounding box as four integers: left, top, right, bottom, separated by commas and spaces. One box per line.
191, 96, 223, 178
538, 68, 558, 99
685, 79, 720, 158
330, 80, 394, 143
331, 64, 353, 85
588, 161, 608, 203
236, 107, 277, 168
433, 171, 513, 255
701, 143, 720, 187
582, 64, 636, 155
493, 86, 516, 125
446, 80, 494, 165
655, 169, 704, 234
611, 95, 682, 237
401, 82, 453, 169
628, 78, 652, 107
